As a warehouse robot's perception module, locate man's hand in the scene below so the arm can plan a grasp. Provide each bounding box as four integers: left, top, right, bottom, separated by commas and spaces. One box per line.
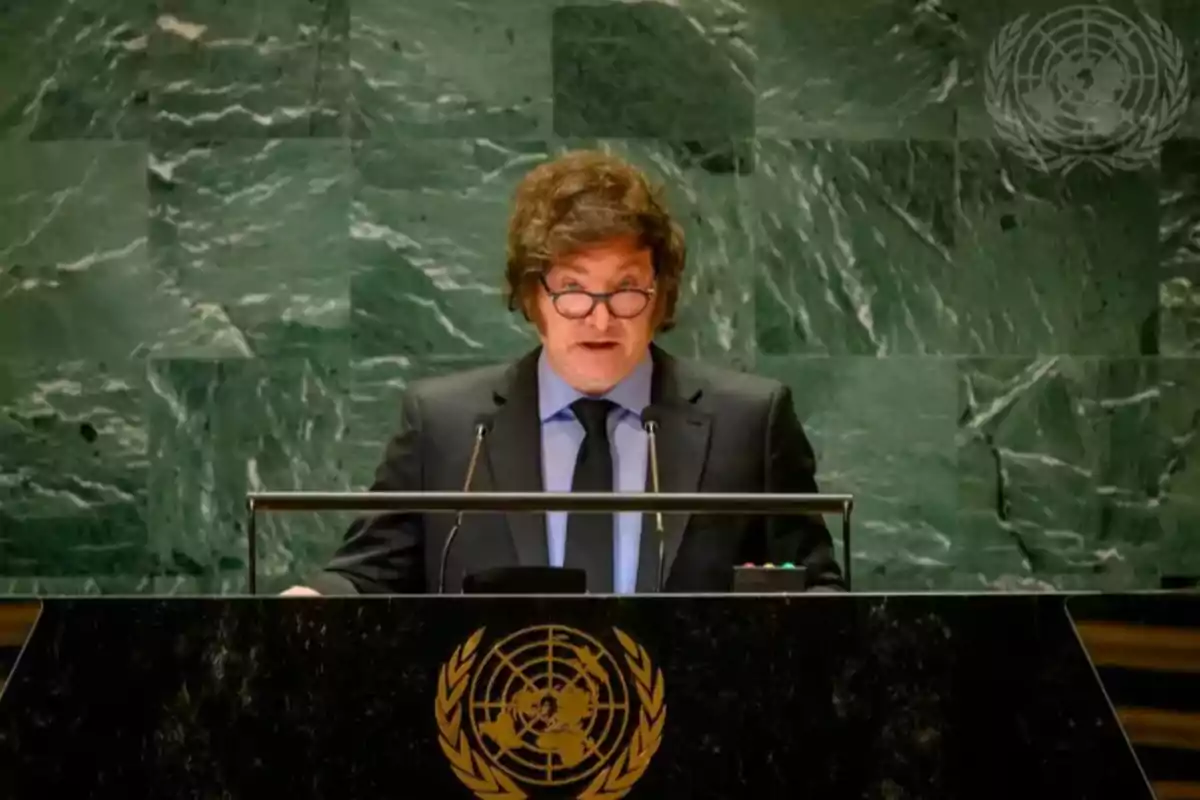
280, 586, 321, 597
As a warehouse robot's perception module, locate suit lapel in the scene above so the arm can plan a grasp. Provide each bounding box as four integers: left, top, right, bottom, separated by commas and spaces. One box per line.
487, 344, 713, 585
485, 348, 549, 566
635, 345, 712, 590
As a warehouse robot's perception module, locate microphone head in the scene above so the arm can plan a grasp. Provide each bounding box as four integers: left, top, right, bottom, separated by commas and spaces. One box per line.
473, 411, 496, 436
639, 404, 666, 432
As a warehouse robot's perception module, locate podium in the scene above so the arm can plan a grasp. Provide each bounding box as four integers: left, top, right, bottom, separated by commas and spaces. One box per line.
0, 592, 1174, 799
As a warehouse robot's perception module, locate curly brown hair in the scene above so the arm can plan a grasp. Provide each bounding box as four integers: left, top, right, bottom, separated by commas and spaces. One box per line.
504, 149, 686, 332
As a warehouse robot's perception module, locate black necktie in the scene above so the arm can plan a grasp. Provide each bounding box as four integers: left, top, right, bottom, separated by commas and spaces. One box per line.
563, 398, 616, 593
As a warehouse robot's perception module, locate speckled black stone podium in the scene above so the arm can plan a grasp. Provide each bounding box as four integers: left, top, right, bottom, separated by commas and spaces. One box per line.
0, 594, 1154, 799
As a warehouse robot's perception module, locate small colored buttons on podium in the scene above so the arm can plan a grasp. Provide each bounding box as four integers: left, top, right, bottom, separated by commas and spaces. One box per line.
782, 562, 795, 569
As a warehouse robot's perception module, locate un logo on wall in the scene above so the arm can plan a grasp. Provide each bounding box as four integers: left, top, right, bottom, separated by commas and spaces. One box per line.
435, 625, 666, 799
984, 4, 1189, 174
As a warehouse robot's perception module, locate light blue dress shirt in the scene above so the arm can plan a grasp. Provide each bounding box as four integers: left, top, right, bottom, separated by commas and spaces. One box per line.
538, 350, 651, 594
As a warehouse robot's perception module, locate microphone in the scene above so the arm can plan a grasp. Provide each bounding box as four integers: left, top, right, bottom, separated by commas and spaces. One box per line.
640, 405, 668, 592
437, 412, 494, 593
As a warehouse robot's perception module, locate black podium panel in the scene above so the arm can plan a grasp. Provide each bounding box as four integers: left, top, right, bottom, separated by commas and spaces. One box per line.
0, 595, 1154, 799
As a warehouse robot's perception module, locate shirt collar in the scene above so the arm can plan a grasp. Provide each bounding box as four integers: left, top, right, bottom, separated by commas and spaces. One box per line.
537, 348, 653, 422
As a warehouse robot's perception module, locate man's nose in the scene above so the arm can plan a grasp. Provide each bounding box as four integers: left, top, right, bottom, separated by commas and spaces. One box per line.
586, 300, 612, 332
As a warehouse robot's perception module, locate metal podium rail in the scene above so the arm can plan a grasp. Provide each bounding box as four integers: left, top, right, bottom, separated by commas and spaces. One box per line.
245, 491, 854, 594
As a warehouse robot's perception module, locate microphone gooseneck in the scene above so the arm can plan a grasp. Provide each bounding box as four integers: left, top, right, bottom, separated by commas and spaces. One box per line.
437, 418, 491, 593
642, 412, 667, 592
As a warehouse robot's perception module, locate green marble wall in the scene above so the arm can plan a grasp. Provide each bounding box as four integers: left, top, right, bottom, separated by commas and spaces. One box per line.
1, 0, 1197, 594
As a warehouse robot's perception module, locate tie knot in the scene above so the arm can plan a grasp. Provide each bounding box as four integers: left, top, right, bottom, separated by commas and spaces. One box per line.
571, 398, 614, 438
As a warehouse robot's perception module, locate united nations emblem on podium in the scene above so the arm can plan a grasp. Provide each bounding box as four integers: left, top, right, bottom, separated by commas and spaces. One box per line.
435, 624, 666, 799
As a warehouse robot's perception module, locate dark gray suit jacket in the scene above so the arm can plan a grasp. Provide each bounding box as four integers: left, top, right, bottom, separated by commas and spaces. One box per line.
311, 344, 843, 594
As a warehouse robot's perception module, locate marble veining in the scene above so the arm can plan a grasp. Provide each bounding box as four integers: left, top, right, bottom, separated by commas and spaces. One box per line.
0, 0, 1198, 593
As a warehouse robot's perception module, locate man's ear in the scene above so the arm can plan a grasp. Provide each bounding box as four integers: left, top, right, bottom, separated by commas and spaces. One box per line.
649, 291, 672, 332
522, 293, 546, 332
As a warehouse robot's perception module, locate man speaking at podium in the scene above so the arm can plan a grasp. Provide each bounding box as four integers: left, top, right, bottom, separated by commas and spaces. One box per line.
287, 150, 842, 596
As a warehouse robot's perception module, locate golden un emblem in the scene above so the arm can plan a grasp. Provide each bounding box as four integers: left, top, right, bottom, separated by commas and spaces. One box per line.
435, 625, 666, 799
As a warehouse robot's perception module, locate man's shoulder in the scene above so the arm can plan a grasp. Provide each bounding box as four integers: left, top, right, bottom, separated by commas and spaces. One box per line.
669, 353, 787, 406
667, 352, 787, 422
398, 361, 511, 435
405, 361, 509, 404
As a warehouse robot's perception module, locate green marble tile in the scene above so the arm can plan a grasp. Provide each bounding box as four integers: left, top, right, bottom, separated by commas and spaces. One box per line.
1160, 140, 1200, 354
748, 0, 958, 139
1, 0, 1195, 595
348, 137, 547, 193
954, 0, 1166, 143
1158, 356, 1200, 582
145, 355, 351, 593
148, 0, 349, 138
756, 356, 959, 591
151, 575, 254, 595
0, 0, 149, 139
1163, 0, 1200, 137
0, 359, 150, 580
148, 139, 353, 359
0, 578, 157, 597
350, 0, 550, 138
0, 142, 236, 361
954, 143, 1159, 355
1160, 274, 1200, 356
957, 357, 1197, 590
552, 3, 753, 139
753, 139, 959, 356
348, 139, 544, 359
0, 576, 156, 596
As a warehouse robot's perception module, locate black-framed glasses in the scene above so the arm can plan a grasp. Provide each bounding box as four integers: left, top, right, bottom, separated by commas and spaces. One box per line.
539, 275, 655, 320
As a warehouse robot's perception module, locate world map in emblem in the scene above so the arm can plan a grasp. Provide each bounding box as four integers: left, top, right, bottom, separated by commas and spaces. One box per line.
435, 624, 666, 799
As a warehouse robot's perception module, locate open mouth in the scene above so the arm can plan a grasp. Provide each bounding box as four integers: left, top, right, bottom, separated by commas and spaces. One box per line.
579, 341, 619, 352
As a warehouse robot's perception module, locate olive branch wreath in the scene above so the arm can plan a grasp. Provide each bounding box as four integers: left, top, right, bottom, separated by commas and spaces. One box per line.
984, 10, 1189, 175
435, 627, 667, 800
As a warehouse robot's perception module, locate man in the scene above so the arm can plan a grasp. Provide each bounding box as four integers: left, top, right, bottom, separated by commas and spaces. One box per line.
286, 149, 842, 596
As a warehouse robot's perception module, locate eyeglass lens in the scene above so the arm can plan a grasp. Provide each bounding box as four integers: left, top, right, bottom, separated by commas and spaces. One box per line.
554, 290, 649, 319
